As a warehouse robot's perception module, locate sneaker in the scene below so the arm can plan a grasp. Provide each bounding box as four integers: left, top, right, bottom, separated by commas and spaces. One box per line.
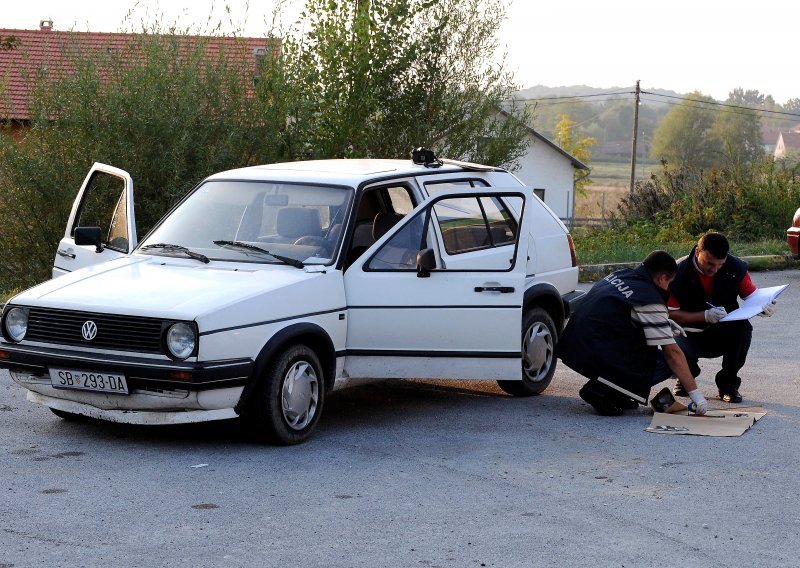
672, 378, 688, 397
719, 388, 743, 403
579, 383, 623, 416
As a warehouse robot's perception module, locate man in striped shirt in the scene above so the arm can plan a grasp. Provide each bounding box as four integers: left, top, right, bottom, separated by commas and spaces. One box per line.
558, 251, 707, 416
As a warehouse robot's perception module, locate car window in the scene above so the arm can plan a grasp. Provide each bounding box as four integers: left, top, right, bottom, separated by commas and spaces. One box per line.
366, 193, 520, 270
140, 181, 353, 265
436, 196, 517, 255
74, 171, 129, 252
343, 184, 417, 268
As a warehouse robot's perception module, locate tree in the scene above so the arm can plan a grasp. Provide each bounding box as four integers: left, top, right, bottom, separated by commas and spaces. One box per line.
281, 0, 529, 165
709, 88, 764, 168
553, 114, 595, 192
650, 91, 718, 169
784, 97, 800, 115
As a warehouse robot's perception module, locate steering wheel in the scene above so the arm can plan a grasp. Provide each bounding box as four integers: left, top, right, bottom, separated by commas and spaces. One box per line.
293, 236, 331, 257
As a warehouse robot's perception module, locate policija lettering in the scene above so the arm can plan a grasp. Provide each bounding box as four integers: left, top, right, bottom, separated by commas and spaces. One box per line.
603, 273, 633, 298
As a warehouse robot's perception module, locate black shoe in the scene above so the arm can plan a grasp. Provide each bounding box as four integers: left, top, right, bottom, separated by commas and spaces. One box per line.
579, 384, 623, 416
720, 389, 743, 403
616, 397, 640, 410
672, 378, 688, 397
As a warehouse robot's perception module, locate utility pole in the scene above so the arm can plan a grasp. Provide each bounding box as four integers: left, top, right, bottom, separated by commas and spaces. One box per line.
629, 80, 640, 193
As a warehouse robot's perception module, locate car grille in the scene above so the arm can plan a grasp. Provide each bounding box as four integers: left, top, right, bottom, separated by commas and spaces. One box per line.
26, 307, 165, 354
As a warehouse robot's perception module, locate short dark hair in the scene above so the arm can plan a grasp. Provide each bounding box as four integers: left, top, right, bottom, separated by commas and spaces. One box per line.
698, 232, 729, 259
642, 250, 677, 277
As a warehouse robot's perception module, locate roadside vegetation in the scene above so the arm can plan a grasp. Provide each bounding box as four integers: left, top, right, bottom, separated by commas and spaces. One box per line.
574, 157, 800, 264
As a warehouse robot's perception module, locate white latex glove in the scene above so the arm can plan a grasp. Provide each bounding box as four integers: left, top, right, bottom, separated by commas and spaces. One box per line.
688, 389, 708, 415
759, 301, 776, 318
668, 319, 687, 337
704, 306, 727, 324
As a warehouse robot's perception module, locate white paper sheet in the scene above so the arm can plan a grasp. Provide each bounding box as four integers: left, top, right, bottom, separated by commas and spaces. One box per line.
720, 284, 789, 321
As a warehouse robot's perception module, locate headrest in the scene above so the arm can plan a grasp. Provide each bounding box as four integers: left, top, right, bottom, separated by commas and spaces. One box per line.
372, 212, 403, 241
277, 207, 322, 238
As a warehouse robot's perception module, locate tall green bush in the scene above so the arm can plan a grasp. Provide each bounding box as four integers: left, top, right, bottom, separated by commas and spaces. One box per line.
0, 29, 291, 289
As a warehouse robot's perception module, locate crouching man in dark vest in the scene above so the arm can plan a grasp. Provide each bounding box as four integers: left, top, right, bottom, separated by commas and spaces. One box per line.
557, 251, 708, 416
666, 232, 775, 403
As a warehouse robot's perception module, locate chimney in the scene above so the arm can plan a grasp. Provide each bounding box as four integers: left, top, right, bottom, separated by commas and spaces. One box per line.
39, 19, 53, 31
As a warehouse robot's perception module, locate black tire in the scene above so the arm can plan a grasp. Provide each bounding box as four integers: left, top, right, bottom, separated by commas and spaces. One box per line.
497, 307, 558, 396
50, 408, 86, 421
242, 344, 325, 445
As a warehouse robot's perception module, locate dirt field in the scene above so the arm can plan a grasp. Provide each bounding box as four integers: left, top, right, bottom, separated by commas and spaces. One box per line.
575, 184, 628, 220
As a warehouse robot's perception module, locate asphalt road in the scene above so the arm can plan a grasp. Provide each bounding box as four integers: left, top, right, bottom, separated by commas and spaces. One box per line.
1, 269, 798, 567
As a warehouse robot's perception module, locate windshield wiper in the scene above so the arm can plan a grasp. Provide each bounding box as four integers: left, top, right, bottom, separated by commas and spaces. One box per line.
140, 243, 210, 264
213, 240, 304, 269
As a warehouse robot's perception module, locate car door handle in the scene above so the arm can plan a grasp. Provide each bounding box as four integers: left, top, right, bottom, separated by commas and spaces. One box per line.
474, 286, 515, 293
57, 249, 76, 259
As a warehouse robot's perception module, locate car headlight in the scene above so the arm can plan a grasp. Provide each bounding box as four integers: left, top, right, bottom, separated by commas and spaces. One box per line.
166, 322, 196, 360
4, 307, 29, 342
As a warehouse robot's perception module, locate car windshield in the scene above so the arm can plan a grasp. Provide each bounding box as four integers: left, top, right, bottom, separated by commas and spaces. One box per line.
139, 180, 353, 265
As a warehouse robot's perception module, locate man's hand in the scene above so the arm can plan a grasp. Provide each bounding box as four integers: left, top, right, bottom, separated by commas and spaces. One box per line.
759, 301, 777, 318
704, 306, 727, 324
688, 389, 708, 415
668, 319, 687, 337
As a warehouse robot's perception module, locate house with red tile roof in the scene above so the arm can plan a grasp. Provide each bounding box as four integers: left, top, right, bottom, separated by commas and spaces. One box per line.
0, 20, 273, 139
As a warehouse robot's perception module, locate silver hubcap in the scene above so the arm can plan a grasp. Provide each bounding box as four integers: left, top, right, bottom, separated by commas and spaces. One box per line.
522, 322, 554, 382
281, 361, 319, 430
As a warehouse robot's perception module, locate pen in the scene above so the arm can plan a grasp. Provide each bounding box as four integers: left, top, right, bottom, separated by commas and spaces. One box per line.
706, 301, 719, 309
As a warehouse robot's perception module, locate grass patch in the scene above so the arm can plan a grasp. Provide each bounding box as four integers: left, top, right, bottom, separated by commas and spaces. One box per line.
589, 160, 661, 187
574, 225, 788, 265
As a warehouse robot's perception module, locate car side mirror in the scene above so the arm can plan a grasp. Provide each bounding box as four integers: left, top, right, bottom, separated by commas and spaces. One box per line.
75, 227, 103, 253
416, 248, 436, 278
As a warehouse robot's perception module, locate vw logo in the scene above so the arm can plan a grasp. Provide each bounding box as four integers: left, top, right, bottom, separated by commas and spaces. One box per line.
81, 321, 98, 341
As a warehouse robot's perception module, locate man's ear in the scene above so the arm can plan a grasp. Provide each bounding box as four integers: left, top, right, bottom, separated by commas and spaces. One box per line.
653, 273, 674, 291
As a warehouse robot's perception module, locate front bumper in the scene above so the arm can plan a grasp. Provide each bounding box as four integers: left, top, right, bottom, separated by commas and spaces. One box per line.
0, 342, 252, 392
27, 390, 239, 425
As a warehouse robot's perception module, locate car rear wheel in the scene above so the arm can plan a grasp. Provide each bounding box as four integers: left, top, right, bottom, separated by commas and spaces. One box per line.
243, 344, 325, 445
497, 307, 557, 396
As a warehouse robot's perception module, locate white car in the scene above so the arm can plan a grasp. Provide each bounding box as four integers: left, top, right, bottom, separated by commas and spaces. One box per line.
0, 151, 585, 444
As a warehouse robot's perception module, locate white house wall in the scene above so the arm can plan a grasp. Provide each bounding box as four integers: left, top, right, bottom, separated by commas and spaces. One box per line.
512, 137, 575, 220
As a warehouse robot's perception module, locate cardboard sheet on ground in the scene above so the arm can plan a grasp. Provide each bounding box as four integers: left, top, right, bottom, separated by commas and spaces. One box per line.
646, 406, 766, 436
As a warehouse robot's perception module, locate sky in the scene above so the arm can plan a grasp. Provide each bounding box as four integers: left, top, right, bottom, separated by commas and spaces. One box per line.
3, 0, 798, 104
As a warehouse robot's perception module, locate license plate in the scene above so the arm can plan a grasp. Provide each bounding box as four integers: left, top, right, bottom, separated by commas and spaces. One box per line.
49, 367, 129, 395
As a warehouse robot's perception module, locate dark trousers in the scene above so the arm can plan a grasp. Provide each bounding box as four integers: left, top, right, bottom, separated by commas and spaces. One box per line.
674, 320, 753, 390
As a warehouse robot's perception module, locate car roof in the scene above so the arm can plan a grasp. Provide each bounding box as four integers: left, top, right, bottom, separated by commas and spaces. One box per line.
205, 158, 501, 186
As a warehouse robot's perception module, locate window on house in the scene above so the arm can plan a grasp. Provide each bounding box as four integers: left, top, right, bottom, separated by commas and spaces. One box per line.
533, 188, 546, 201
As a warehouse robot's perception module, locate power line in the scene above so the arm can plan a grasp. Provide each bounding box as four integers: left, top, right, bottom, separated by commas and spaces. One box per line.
641, 91, 800, 119
513, 90, 800, 120
513, 90, 634, 101
639, 94, 800, 123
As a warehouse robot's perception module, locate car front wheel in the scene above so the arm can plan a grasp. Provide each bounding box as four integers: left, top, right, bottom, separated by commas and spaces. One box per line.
497, 307, 557, 396
243, 344, 325, 445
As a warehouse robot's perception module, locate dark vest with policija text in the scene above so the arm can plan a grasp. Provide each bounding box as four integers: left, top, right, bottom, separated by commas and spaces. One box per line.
557, 265, 666, 400
669, 246, 748, 329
